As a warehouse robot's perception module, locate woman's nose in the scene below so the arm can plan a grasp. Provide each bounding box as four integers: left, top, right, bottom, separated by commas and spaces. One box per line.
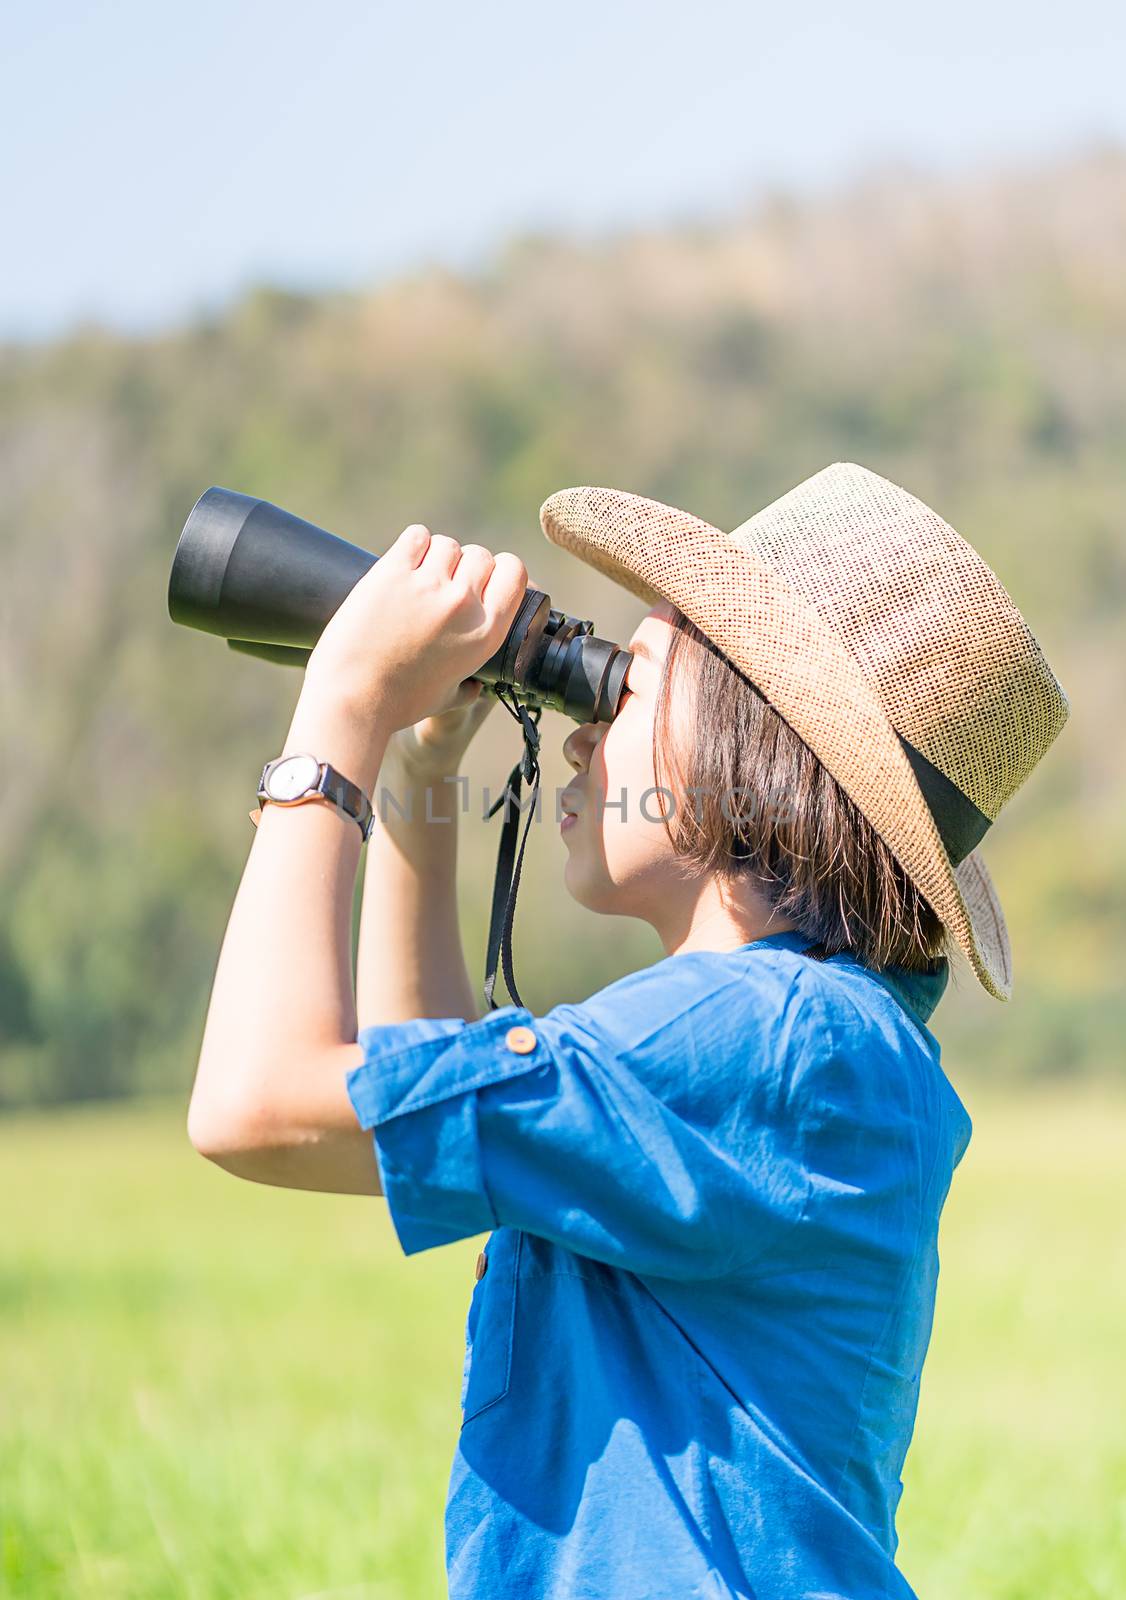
562, 720, 601, 773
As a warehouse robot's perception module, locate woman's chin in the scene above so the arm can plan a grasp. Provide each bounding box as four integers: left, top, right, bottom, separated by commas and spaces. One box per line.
562, 850, 624, 915
561, 850, 588, 906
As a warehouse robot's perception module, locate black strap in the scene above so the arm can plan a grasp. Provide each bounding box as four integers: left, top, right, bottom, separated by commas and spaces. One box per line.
483, 691, 543, 1012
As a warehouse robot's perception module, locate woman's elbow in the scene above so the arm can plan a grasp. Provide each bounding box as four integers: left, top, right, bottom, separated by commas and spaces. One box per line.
187, 1085, 280, 1176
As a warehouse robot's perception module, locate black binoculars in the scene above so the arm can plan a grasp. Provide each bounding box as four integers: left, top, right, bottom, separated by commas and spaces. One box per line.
167, 488, 633, 725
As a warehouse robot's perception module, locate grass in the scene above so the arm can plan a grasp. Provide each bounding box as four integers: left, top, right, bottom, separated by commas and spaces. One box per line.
1, 1084, 1123, 1598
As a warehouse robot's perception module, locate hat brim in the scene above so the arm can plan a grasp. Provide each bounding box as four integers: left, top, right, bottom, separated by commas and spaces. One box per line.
540, 485, 1012, 1000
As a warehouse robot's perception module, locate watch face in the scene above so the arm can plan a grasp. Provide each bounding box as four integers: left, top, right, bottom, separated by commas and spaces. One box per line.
264, 753, 321, 801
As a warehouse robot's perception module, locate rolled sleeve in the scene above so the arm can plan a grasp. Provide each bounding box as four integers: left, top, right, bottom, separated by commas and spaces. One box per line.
345, 1007, 551, 1256
345, 985, 809, 1279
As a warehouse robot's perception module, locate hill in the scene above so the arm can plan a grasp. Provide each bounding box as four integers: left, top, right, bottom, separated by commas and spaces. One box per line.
2, 143, 1123, 1105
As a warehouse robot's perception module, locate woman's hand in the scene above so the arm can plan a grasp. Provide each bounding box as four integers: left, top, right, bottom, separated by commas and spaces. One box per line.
389, 676, 501, 777
303, 523, 528, 735
387, 560, 553, 777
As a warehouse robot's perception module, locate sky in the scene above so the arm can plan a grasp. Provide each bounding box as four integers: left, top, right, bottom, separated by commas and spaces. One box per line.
4, 0, 1125, 341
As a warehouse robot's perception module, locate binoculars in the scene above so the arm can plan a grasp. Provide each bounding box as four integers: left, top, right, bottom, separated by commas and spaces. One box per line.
167, 488, 633, 725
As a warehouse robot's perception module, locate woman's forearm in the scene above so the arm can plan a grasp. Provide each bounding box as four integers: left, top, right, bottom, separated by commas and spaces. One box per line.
356, 746, 480, 1026
188, 685, 391, 1148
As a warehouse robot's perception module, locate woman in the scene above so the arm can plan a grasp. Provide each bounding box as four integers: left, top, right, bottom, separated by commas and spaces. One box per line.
187, 461, 1069, 1598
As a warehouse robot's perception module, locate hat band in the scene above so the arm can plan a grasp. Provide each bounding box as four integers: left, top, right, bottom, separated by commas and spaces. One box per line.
897, 736, 991, 867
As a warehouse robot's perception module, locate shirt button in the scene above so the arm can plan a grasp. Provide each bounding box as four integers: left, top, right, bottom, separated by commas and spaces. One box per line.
504, 1025, 537, 1054
475, 1251, 488, 1280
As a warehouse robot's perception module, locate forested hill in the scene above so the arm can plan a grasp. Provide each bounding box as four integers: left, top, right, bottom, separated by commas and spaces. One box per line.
2, 144, 1123, 1106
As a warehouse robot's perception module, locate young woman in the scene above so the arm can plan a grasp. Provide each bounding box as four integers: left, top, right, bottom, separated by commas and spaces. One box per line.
187, 461, 1069, 1599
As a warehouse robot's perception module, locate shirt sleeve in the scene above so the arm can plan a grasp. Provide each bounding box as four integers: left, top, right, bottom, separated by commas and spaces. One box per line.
344, 986, 811, 1281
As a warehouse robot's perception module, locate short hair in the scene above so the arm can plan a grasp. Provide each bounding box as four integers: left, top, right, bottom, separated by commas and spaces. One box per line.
651, 604, 948, 972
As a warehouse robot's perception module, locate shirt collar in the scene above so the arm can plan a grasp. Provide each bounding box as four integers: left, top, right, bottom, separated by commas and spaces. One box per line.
738, 929, 949, 1029
867, 960, 949, 1026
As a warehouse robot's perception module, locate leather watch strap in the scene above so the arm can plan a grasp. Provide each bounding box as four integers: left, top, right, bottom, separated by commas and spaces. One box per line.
315, 762, 374, 841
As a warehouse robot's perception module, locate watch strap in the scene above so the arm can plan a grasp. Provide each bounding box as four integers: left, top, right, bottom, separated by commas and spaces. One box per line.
314, 761, 374, 841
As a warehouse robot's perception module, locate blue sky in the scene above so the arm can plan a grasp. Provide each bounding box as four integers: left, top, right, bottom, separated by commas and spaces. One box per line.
5, 0, 1125, 340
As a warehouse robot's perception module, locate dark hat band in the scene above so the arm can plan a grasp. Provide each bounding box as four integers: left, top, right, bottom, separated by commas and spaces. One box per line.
898, 736, 991, 868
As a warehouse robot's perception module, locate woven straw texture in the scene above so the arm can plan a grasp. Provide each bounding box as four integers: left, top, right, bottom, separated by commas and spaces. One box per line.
539, 462, 1070, 1001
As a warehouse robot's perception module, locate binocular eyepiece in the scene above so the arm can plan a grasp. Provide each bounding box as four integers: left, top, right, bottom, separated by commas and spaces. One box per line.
167, 488, 632, 725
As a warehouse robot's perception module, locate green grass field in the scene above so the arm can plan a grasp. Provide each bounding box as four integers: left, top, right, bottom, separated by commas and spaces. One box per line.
2, 1085, 1124, 1599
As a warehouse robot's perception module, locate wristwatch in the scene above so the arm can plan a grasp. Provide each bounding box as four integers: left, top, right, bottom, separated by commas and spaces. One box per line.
250, 752, 375, 842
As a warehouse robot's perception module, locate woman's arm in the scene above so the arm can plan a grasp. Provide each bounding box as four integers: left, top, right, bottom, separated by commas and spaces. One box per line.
354, 573, 538, 1026
356, 739, 480, 1029
185, 683, 389, 1194
184, 522, 527, 1196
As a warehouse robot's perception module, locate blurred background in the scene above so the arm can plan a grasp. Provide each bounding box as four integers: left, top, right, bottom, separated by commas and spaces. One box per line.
2, 3, 1124, 1596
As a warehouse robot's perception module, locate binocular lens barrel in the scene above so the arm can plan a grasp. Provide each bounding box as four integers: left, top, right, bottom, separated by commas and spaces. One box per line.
168, 488, 632, 725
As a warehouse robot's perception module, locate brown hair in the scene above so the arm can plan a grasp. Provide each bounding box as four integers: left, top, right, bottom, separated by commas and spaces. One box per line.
651, 605, 948, 972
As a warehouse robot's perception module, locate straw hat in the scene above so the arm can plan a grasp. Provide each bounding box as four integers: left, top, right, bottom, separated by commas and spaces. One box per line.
539, 462, 1070, 1000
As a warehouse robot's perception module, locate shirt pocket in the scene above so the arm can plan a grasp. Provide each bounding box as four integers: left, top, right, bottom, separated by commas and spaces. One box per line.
460, 1227, 523, 1425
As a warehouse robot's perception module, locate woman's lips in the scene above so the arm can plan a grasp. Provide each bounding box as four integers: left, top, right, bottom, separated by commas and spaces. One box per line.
560, 785, 584, 832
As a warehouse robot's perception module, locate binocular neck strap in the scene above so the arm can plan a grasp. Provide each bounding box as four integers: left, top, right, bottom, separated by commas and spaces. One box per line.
483, 692, 544, 1013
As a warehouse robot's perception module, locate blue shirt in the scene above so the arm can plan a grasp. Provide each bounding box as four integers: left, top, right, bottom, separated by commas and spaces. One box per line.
345, 929, 971, 1599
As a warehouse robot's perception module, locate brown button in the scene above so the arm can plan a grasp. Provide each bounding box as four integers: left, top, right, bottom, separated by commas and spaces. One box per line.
475, 1251, 488, 1280
504, 1025, 537, 1054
